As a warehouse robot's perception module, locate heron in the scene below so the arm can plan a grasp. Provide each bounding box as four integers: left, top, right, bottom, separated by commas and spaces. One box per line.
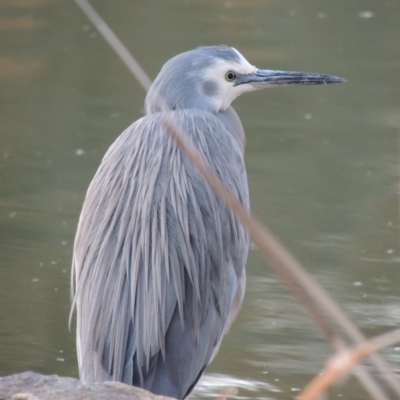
71, 45, 345, 399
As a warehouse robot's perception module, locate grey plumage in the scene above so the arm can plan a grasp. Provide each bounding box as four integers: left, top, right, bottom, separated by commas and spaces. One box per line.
71, 45, 345, 399
146, 46, 241, 114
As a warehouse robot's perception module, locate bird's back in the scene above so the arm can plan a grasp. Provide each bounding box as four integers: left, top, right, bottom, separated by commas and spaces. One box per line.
72, 109, 249, 399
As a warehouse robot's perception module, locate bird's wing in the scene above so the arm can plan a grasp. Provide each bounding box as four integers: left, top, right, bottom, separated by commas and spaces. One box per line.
72, 109, 249, 399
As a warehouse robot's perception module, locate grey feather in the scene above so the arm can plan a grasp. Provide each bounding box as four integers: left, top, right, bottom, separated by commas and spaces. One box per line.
145, 46, 242, 114
72, 107, 249, 399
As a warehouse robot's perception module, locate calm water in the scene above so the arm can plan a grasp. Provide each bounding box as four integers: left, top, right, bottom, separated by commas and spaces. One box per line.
1, 0, 400, 399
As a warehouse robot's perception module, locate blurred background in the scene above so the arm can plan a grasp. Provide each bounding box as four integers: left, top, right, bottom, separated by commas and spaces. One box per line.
1, 0, 400, 398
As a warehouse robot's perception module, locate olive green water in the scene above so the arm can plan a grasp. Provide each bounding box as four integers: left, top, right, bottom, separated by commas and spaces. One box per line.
1, 1, 400, 399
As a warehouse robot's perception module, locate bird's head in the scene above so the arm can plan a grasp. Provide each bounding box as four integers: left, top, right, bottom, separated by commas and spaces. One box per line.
145, 45, 345, 115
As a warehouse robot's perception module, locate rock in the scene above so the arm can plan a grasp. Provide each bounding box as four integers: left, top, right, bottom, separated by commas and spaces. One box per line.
0, 372, 175, 400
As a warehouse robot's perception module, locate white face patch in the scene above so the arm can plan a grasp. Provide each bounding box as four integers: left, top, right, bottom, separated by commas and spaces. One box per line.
200, 48, 257, 112
231, 47, 256, 72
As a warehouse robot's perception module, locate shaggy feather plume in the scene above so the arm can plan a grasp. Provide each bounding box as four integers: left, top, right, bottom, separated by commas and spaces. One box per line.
72, 108, 249, 399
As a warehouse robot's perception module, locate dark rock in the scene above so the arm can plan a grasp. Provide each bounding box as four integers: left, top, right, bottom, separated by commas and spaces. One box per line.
0, 372, 175, 400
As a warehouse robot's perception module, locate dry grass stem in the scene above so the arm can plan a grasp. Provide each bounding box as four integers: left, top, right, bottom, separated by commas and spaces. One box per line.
297, 329, 400, 400
215, 386, 237, 400
74, 0, 152, 92
161, 120, 394, 400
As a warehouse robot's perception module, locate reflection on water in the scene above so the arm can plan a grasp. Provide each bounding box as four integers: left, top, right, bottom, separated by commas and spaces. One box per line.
195, 373, 280, 400
1, 1, 400, 399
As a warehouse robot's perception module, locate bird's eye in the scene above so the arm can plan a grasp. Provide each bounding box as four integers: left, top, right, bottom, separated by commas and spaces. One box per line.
225, 71, 236, 82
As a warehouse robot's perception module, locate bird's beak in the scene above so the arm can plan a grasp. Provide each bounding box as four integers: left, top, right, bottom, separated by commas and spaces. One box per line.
235, 69, 346, 88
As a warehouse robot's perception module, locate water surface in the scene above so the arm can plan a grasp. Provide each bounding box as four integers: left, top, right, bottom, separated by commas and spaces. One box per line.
1, 0, 400, 399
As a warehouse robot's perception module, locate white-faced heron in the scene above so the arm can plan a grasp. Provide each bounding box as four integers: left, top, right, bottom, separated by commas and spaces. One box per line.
71, 45, 345, 399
